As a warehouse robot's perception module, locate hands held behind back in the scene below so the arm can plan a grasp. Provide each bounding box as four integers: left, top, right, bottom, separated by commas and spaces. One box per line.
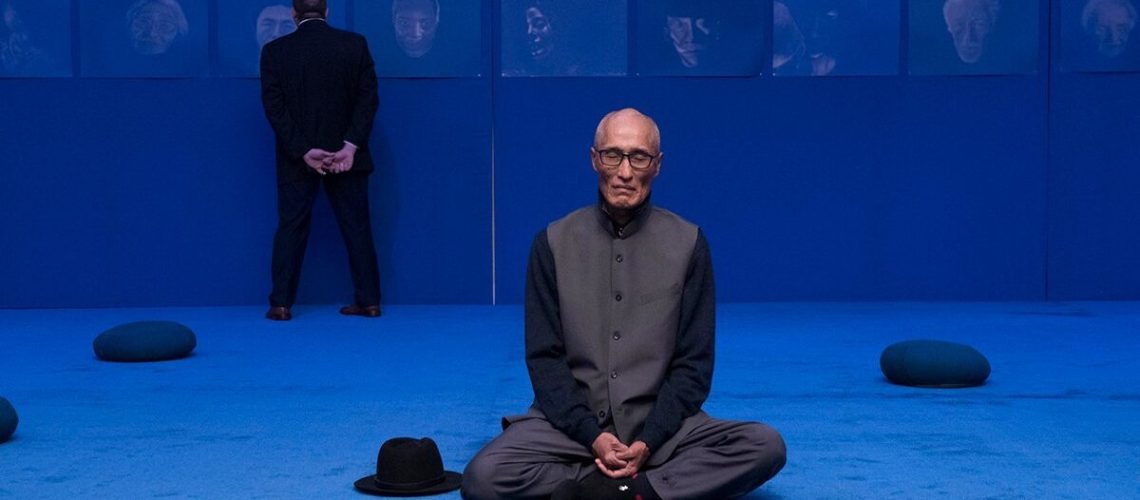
328, 142, 357, 174
303, 148, 333, 175
303, 143, 358, 175
591, 432, 650, 479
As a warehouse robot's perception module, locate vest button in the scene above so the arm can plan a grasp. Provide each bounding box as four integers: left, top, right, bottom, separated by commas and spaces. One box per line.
615, 254, 624, 263
598, 410, 606, 419
612, 331, 621, 340
615, 293, 622, 302
610, 371, 618, 379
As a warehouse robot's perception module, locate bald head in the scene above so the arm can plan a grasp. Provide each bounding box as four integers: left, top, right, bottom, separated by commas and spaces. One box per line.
594, 108, 661, 154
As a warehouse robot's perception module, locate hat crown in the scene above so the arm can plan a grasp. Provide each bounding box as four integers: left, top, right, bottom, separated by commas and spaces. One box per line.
374, 437, 446, 490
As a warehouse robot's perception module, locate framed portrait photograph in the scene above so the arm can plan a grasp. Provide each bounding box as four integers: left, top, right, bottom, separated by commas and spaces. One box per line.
772, 0, 900, 76
1059, 0, 1140, 73
355, 0, 483, 77
635, 0, 765, 77
80, 0, 209, 78
500, 0, 628, 77
909, 0, 1039, 76
0, 0, 73, 78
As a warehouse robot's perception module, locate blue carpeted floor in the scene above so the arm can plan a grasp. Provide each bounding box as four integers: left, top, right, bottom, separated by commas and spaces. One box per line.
1, 303, 1138, 499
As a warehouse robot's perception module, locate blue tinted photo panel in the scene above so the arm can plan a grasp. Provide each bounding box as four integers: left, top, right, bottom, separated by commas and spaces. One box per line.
908, 0, 1039, 76
772, 0, 900, 76
0, 0, 72, 77
500, 0, 628, 77
355, 0, 482, 77
80, 0, 208, 78
1059, 0, 1140, 73
216, 0, 347, 78
636, 0, 765, 77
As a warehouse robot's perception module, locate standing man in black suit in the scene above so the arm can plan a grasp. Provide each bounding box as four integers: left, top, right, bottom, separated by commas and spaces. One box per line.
260, 0, 382, 321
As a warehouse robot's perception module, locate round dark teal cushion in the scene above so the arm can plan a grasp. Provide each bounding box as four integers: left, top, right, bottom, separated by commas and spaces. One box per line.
93, 321, 197, 362
0, 397, 17, 443
880, 340, 991, 388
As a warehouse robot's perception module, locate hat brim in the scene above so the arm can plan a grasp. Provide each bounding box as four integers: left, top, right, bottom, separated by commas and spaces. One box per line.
354, 471, 462, 497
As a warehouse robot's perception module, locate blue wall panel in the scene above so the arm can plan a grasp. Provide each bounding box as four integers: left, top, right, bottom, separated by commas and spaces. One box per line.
492, 76, 1048, 302
1, 0, 1138, 306
1047, 72, 1140, 299
0, 77, 492, 307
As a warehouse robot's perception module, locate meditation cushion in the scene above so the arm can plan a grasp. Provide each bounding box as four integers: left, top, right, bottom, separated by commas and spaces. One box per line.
880, 340, 990, 388
0, 397, 16, 443
93, 321, 197, 362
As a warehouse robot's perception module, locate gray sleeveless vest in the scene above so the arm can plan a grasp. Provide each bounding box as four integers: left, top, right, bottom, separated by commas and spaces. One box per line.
546, 204, 698, 444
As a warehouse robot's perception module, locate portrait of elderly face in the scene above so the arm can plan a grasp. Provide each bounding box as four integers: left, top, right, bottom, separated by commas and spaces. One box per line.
125, 0, 189, 56
392, 0, 439, 58
591, 110, 662, 212
525, 3, 553, 60
256, 4, 295, 49
1083, 0, 1137, 58
665, 13, 719, 68
942, 0, 1000, 64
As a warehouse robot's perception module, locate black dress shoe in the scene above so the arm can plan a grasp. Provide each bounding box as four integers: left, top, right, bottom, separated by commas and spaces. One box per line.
340, 304, 381, 317
265, 306, 292, 321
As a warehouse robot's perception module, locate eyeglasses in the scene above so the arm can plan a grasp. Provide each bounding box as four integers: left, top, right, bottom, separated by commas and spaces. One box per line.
593, 148, 659, 171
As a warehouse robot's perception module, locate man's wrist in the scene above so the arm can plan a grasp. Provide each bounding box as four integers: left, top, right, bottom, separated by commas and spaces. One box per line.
343, 140, 359, 151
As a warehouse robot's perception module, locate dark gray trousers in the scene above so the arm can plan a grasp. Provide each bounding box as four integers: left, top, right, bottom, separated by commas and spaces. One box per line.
461, 416, 786, 500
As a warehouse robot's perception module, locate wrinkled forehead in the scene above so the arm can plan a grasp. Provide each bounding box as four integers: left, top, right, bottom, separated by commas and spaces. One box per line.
1095, 2, 1136, 24
944, 0, 996, 21
393, 0, 437, 17
597, 115, 660, 152
258, 5, 293, 22
135, 3, 176, 19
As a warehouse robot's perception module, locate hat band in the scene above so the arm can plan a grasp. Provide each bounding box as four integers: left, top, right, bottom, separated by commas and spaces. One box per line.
373, 473, 446, 491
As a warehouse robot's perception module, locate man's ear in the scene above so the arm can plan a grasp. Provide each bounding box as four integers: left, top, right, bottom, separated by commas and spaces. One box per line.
653, 152, 664, 177
590, 148, 601, 173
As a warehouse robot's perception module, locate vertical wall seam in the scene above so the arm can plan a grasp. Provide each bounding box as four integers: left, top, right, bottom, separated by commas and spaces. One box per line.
1044, 0, 1054, 301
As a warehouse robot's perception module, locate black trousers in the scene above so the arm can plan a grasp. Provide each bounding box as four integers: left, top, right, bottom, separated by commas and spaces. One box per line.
269, 171, 381, 308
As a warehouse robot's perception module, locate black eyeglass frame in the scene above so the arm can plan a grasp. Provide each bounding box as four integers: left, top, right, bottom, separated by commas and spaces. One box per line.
592, 147, 661, 171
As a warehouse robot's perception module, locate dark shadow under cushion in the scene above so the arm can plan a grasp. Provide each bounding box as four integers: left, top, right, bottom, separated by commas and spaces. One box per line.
93, 321, 197, 362
880, 340, 991, 388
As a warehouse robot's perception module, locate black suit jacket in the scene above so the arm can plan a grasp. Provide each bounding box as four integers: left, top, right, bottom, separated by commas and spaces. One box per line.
260, 19, 379, 183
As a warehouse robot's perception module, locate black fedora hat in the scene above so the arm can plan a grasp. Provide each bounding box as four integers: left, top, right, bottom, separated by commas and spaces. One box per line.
354, 437, 462, 497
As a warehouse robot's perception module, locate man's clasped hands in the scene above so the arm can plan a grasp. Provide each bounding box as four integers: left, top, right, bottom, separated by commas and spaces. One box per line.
303, 142, 357, 175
